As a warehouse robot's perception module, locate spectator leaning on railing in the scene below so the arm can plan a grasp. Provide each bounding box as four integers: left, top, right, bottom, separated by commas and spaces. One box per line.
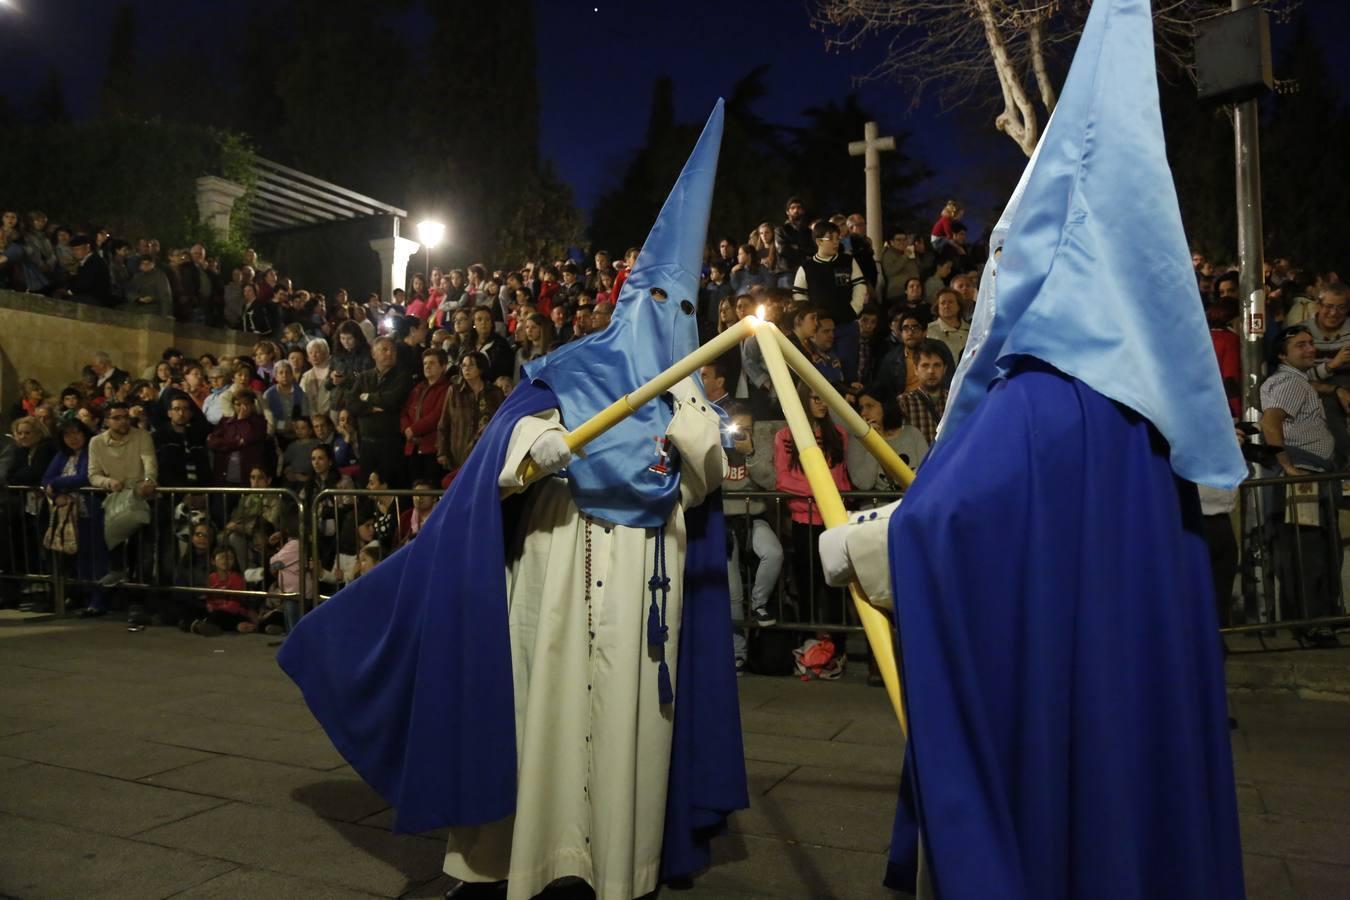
1258, 324, 1342, 648
87, 400, 158, 587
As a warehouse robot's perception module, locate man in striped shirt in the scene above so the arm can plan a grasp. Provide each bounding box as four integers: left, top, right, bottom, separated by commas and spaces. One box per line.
1260, 325, 1337, 473
1258, 325, 1343, 647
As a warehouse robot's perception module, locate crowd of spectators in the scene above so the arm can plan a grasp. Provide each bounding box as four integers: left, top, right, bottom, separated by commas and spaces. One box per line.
1, 196, 1344, 655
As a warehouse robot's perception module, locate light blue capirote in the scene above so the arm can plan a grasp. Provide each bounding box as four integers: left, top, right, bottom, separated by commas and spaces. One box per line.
940, 0, 1246, 490
524, 100, 724, 527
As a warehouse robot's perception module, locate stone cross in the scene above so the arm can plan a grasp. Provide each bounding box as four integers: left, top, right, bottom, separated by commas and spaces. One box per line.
847, 121, 896, 253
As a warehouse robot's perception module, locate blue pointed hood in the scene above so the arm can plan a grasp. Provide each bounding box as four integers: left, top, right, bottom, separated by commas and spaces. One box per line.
523, 100, 724, 526
941, 0, 1245, 489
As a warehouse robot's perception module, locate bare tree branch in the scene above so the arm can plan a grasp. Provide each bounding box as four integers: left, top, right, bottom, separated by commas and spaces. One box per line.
812, 0, 1300, 157
1026, 13, 1057, 113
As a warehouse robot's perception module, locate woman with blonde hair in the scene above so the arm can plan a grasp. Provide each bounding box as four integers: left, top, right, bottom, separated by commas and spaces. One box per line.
931, 199, 964, 252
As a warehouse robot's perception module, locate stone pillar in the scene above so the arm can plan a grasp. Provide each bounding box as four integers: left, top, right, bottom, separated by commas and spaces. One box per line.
194, 176, 248, 237
368, 236, 421, 303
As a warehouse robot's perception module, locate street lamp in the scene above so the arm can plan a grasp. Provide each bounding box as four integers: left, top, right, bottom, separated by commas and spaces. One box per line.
415, 219, 446, 298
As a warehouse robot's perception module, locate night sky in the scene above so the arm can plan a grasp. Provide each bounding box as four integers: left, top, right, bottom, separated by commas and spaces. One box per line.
2, 0, 1347, 239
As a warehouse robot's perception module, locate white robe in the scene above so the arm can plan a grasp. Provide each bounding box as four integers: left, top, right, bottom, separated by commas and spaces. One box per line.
443, 380, 724, 900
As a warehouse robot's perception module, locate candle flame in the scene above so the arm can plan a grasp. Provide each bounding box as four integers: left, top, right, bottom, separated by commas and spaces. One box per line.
756, 305, 766, 321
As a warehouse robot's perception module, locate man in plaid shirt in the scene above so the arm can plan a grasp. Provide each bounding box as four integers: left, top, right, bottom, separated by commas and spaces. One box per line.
898, 340, 949, 444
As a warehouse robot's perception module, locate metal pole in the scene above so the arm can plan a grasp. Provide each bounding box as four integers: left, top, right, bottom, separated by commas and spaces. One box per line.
1233, 0, 1266, 423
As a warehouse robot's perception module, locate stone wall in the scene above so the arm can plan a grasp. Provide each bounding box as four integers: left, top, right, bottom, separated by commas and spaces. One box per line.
0, 290, 256, 426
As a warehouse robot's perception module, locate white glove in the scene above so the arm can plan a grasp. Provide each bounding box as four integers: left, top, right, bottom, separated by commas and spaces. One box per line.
528, 430, 572, 475
818, 524, 854, 588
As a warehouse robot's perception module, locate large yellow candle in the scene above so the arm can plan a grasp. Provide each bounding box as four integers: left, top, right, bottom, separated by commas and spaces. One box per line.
769, 327, 914, 488
754, 322, 908, 734
513, 314, 760, 488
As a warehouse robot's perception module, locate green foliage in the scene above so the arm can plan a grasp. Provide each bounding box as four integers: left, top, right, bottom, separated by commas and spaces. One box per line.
494, 162, 586, 265
0, 117, 257, 269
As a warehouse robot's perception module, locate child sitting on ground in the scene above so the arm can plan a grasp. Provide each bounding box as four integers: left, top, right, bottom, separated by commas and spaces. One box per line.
192, 548, 254, 636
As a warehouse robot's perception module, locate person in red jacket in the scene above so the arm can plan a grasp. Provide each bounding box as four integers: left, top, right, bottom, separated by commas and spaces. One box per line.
1207, 297, 1241, 418
535, 265, 559, 317
205, 390, 270, 485
400, 348, 451, 484
610, 246, 639, 300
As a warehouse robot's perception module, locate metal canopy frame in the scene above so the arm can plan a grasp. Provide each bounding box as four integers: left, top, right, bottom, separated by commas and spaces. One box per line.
246, 157, 408, 236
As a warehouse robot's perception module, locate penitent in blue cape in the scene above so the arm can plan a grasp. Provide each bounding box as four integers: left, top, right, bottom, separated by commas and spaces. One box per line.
884, 0, 1245, 897
523, 103, 724, 528
277, 101, 747, 884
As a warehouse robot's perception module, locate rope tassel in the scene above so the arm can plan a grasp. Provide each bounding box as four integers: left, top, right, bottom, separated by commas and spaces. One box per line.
657, 660, 674, 705
648, 527, 673, 704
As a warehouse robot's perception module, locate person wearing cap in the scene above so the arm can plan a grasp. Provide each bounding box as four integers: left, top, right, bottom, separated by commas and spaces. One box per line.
64, 235, 113, 307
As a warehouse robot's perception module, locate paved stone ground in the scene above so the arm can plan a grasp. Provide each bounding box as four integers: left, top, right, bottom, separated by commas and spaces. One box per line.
0, 619, 1346, 899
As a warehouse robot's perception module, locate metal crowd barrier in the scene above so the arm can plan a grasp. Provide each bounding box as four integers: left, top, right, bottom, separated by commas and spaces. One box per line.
7, 475, 1348, 648
1230, 470, 1350, 642
305, 486, 902, 631
308, 487, 444, 604
1, 484, 306, 622
725, 489, 901, 634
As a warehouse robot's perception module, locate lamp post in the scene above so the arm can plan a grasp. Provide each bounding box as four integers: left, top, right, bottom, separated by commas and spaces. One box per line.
415, 219, 446, 297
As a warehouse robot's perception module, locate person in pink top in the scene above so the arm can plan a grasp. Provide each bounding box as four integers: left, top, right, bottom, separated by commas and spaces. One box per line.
268, 529, 309, 633
774, 380, 852, 674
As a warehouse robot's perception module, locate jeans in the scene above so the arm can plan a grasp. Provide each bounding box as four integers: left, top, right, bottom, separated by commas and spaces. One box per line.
727, 517, 784, 660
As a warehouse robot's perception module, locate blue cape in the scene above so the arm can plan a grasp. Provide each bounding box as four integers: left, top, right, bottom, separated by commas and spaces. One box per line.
885, 360, 1243, 898
277, 380, 747, 878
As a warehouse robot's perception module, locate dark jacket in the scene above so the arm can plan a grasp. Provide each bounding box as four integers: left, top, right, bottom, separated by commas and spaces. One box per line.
775, 220, 814, 272
4, 439, 56, 486
334, 365, 413, 443
68, 253, 113, 307
206, 414, 270, 485
154, 421, 214, 487
241, 299, 281, 336
475, 335, 515, 384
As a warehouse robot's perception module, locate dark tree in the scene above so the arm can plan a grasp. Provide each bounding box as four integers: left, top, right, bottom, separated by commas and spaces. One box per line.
591, 70, 928, 255
784, 94, 929, 225
495, 162, 585, 265
100, 4, 138, 118
408, 0, 548, 264
589, 76, 680, 253
1260, 18, 1350, 274
35, 67, 67, 125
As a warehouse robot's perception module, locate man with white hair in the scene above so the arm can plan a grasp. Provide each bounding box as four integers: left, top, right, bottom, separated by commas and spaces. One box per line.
299, 338, 335, 418
89, 351, 128, 392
